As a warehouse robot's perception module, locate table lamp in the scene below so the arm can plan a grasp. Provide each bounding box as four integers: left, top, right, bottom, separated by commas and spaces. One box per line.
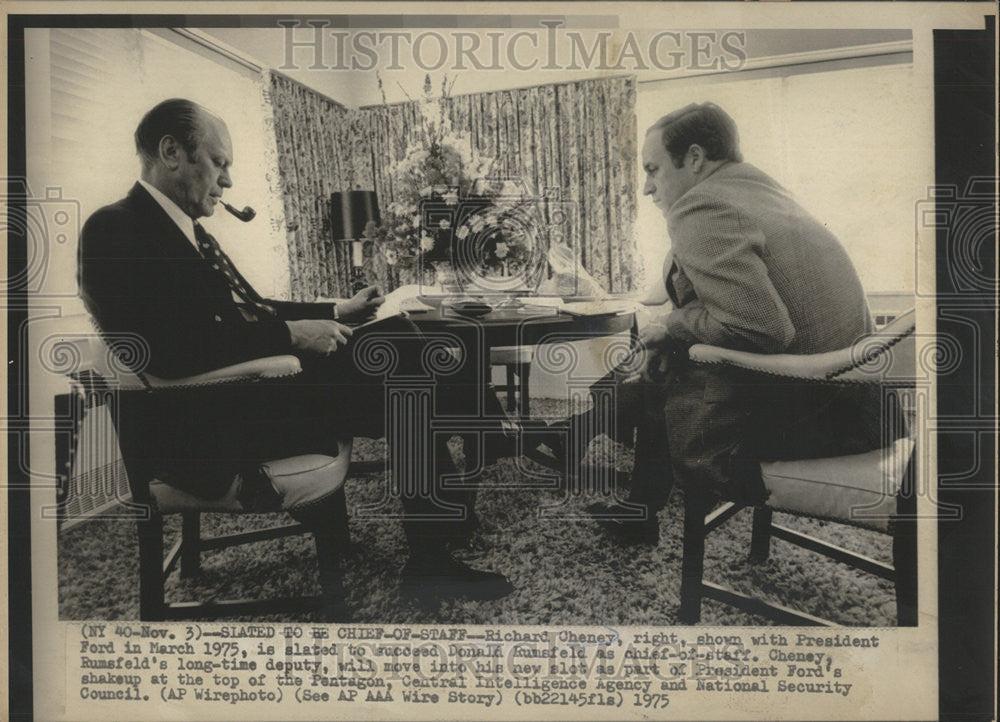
330, 191, 380, 291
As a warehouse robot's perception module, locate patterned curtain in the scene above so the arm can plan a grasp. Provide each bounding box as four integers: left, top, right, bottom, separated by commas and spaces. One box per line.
269, 72, 638, 298
268, 72, 375, 300
449, 77, 639, 293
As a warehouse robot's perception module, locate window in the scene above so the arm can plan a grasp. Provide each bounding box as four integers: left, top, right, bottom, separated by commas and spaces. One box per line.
26, 28, 290, 308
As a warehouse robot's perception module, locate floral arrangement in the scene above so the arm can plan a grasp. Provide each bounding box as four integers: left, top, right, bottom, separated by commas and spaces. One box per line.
362, 76, 540, 291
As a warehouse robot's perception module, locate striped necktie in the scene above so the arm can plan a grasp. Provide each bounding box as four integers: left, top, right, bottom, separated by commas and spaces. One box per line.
193, 222, 276, 318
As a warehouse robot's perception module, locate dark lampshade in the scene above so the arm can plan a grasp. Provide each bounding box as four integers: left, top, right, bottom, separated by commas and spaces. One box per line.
330, 191, 380, 241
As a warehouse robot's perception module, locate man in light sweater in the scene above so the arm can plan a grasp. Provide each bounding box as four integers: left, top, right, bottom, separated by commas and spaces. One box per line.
555, 103, 882, 544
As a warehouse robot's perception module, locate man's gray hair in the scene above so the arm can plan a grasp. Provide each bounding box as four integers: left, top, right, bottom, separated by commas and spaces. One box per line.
134, 98, 208, 167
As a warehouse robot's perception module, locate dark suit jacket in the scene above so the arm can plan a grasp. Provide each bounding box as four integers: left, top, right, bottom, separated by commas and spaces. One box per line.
78, 183, 344, 497
78, 182, 336, 378
664, 162, 872, 354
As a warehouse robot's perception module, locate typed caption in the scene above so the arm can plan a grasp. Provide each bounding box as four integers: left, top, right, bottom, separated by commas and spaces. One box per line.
72, 623, 880, 715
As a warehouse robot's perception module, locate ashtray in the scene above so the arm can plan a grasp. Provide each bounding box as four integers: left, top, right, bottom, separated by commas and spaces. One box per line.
447, 301, 493, 318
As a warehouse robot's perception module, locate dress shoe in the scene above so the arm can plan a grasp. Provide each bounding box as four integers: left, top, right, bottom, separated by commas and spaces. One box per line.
520, 419, 569, 467
401, 554, 514, 602
586, 502, 660, 546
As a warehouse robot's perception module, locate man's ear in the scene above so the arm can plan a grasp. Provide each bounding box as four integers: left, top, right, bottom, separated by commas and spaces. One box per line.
686, 144, 706, 173
158, 135, 182, 170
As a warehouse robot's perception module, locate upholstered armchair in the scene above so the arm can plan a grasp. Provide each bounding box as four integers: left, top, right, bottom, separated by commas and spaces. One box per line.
56, 332, 355, 621
681, 310, 918, 626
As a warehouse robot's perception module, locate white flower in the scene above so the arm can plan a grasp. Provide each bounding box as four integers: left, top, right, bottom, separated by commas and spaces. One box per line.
456, 225, 470, 240
420, 233, 436, 252
442, 191, 458, 206
495, 242, 510, 259
384, 249, 398, 265
419, 100, 441, 126
438, 218, 451, 229
412, 214, 421, 228
419, 186, 433, 198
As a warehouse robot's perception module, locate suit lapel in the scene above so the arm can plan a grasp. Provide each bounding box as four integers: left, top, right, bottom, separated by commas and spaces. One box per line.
665, 260, 681, 306
125, 184, 268, 318
666, 259, 696, 308
125, 183, 202, 261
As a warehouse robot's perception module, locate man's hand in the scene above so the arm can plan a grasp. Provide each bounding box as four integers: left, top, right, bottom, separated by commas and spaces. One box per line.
286, 319, 353, 356
337, 286, 385, 322
637, 321, 686, 383
639, 321, 670, 348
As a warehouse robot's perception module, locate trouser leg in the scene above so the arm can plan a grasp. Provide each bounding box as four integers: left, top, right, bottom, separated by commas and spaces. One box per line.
628, 396, 674, 514
557, 365, 650, 457
661, 363, 765, 505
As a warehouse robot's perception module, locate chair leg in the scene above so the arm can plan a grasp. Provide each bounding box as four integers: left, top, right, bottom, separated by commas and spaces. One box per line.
290, 495, 350, 622
518, 363, 531, 419
138, 512, 166, 621
893, 458, 918, 626
312, 524, 347, 622
505, 365, 517, 413
679, 491, 712, 624
331, 488, 352, 553
749, 507, 773, 564
180, 511, 201, 578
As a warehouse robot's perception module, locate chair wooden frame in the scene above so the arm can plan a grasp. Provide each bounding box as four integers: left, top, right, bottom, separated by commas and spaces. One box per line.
136, 504, 349, 621
679, 312, 919, 626
678, 454, 917, 626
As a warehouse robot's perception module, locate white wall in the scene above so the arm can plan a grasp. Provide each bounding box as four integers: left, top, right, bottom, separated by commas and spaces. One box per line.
634, 63, 928, 295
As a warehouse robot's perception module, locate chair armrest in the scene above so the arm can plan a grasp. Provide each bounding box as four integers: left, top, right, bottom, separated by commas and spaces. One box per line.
687, 344, 857, 380
689, 315, 915, 383
143, 355, 302, 390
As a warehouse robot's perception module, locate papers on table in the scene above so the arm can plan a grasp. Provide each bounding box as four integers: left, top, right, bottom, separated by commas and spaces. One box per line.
490, 295, 636, 316
378, 285, 436, 316
354, 284, 433, 322
330, 285, 638, 326
556, 299, 636, 316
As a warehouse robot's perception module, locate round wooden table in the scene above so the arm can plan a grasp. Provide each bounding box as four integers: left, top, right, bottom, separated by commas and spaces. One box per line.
350, 303, 639, 519
405, 303, 638, 468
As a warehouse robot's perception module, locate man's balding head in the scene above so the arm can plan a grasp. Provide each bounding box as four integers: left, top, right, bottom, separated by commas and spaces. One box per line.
135, 98, 233, 219
135, 98, 216, 169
